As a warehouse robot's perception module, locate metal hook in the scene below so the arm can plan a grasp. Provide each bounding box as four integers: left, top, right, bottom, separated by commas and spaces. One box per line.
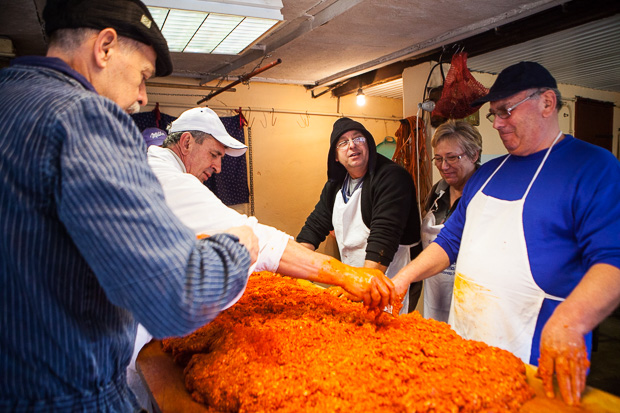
451, 43, 465, 56
247, 107, 255, 128
296, 111, 310, 128
271, 108, 277, 126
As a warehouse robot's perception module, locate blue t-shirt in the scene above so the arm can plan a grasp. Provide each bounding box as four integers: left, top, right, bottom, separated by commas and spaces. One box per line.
435, 135, 620, 364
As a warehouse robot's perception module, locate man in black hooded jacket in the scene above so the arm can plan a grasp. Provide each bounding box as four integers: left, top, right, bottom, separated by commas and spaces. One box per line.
297, 118, 422, 312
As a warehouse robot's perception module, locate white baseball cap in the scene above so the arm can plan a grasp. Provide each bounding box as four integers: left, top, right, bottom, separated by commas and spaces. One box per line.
169, 107, 247, 157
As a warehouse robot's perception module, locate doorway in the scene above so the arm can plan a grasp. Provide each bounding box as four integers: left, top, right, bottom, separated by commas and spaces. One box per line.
574, 97, 614, 152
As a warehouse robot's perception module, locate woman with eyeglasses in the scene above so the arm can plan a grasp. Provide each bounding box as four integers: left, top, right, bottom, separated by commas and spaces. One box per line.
421, 119, 482, 323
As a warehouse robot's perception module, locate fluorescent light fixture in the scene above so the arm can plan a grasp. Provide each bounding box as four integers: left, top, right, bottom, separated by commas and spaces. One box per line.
144, 1, 282, 55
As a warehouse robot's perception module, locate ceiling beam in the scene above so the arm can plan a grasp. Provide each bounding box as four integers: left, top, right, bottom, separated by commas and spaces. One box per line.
330, 0, 620, 97
199, 0, 365, 85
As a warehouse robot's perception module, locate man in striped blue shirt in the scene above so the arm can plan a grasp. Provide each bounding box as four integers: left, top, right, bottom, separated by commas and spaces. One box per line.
0, 0, 262, 411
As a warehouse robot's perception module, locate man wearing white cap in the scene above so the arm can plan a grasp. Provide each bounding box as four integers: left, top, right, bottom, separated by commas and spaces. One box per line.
129, 107, 396, 407
148, 107, 397, 303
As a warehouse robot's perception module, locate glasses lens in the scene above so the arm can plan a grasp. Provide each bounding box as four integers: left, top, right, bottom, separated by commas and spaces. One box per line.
487, 109, 511, 122
434, 155, 462, 165
337, 136, 365, 149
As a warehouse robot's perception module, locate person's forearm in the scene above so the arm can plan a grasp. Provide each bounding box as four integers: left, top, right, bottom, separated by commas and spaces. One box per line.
391, 242, 451, 295
277, 240, 398, 309
364, 260, 387, 273
548, 263, 620, 335
298, 242, 315, 251
276, 239, 349, 285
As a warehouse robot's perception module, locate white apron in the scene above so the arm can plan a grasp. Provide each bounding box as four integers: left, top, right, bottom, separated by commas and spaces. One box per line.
421, 206, 455, 323
333, 181, 411, 314
448, 132, 564, 363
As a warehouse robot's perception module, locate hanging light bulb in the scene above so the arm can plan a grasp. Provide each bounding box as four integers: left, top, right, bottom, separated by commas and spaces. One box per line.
356, 88, 366, 106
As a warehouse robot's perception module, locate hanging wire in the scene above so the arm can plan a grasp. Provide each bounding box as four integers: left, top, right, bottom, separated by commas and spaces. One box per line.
198, 54, 262, 104
241, 53, 272, 86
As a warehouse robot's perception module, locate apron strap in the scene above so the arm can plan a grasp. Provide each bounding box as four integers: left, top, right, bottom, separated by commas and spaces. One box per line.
480, 155, 511, 192
544, 292, 565, 301
522, 131, 563, 199
479, 131, 563, 199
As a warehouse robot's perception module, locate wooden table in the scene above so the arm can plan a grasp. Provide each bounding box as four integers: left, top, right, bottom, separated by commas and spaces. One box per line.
137, 340, 620, 412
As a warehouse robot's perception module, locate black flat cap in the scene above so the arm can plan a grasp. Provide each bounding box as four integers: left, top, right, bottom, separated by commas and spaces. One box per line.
44, 0, 172, 77
471, 61, 557, 106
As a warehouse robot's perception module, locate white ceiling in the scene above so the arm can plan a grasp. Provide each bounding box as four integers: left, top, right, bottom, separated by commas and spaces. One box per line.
1, 0, 618, 99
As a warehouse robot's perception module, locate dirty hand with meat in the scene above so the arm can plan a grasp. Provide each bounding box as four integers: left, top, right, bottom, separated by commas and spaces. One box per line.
538, 263, 620, 406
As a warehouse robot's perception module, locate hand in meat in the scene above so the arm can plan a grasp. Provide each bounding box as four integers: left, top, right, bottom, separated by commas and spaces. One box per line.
538, 320, 589, 406
340, 266, 397, 310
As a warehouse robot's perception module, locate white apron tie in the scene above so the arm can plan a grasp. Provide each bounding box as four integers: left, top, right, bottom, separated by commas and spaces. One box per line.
449, 132, 564, 363
333, 181, 410, 314
421, 209, 455, 323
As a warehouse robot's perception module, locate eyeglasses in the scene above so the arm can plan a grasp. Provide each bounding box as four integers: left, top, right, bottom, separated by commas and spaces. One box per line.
336, 136, 366, 150
433, 154, 464, 166
486, 91, 541, 123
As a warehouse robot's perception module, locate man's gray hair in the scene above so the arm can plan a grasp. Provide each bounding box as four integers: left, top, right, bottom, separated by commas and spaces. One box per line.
49, 28, 141, 54
162, 130, 213, 148
545, 87, 564, 112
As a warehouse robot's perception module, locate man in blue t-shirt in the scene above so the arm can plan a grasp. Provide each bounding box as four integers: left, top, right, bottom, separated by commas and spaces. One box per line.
392, 61, 620, 407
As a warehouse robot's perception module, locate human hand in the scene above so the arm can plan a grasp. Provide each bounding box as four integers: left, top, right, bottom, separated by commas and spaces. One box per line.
390, 274, 412, 304
325, 286, 357, 301
340, 267, 397, 310
537, 319, 590, 406
223, 225, 259, 265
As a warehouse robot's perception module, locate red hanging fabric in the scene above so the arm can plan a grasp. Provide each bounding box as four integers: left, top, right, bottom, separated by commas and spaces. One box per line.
432, 53, 488, 120
393, 116, 432, 208
153, 103, 161, 129
236, 107, 248, 129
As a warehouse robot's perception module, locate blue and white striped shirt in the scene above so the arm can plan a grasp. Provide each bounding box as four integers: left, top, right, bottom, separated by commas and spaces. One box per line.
0, 56, 250, 412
